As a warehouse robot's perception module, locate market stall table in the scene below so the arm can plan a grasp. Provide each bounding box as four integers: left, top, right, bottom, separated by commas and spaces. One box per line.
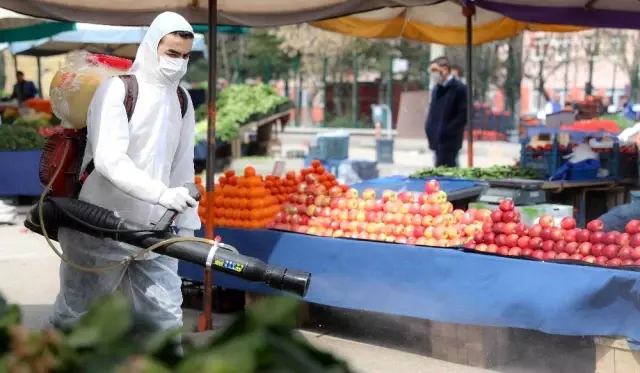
178, 227, 640, 348
0, 150, 43, 196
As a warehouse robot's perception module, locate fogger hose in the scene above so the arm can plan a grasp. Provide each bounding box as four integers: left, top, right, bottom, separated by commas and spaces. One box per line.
39, 143, 235, 273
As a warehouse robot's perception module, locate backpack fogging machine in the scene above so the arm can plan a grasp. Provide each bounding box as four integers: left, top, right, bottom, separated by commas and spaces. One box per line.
24, 52, 310, 299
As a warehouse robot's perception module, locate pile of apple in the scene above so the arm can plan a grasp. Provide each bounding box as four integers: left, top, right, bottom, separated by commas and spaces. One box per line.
471, 200, 640, 267
269, 177, 492, 246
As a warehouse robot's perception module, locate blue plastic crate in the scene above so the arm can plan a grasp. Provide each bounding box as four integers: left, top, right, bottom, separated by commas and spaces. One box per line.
566, 167, 598, 180
376, 139, 394, 164
316, 135, 349, 160
519, 139, 562, 177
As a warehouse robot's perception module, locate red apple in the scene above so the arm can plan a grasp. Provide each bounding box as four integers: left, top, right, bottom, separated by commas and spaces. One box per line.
630, 234, 640, 247
607, 258, 622, 267
476, 243, 488, 252
578, 242, 592, 256
487, 244, 498, 253
497, 246, 510, 256
503, 222, 517, 235
381, 190, 396, 202
508, 247, 522, 256
529, 224, 542, 238
590, 231, 605, 244
602, 244, 620, 259
540, 228, 553, 241
569, 253, 583, 261
557, 252, 570, 260
592, 243, 605, 257
539, 215, 555, 228
499, 199, 515, 212
428, 204, 443, 217
515, 223, 528, 237
596, 256, 608, 265
505, 234, 520, 248
482, 221, 494, 233
575, 229, 591, 243
406, 237, 417, 245
560, 217, 577, 230
541, 240, 555, 252
494, 234, 507, 247
475, 209, 492, 222
413, 225, 425, 238
586, 219, 604, 232
582, 255, 597, 263
543, 251, 557, 260
473, 232, 485, 243
397, 191, 414, 204
626, 220, 640, 235
554, 240, 567, 253
529, 237, 543, 250
617, 233, 631, 247
564, 242, 579, 255
517, 236, 531, 249
460, 212, 476, 225
532, 250, 545, 260
564, 229, 578, 243
493, 222, 506, 234
631, 247, 640, 260
491, 210, 504, 223
425, 180, 440, 194
622, 259, 635, 266
619, 246, 633, 260
502, 211, 517, 223
550, 228, 565, 241
603, 231, 620, 245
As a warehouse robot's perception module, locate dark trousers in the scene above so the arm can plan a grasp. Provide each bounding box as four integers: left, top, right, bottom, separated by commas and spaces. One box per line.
435, 150, 458, 167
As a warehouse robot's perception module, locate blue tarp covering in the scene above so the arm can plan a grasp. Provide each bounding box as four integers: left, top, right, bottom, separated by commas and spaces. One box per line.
0, 150, 43, 196
179, 227, 640, 348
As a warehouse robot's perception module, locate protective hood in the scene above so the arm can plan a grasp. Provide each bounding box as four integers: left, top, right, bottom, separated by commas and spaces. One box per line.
129, 12, 193, 86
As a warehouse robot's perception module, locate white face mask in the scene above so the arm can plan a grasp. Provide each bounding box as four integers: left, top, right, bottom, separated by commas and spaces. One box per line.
430, 71, 443, 86
158, 56, 188, 82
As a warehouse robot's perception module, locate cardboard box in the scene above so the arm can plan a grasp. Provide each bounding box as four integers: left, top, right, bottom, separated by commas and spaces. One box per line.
595, 337, 640, 373
468, 202, 573, 227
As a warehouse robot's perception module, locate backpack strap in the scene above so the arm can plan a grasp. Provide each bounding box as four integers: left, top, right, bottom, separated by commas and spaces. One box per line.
177, 86, 188, 118
119, 74, 139, 122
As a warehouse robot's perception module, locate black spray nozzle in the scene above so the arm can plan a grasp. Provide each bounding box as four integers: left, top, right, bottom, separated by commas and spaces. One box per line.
154, 182, 202, 232
265, 267, 311, 298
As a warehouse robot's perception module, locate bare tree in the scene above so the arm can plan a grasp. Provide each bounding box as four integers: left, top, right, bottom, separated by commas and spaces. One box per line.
602, 29, 640, 101
522, 32, 572, 108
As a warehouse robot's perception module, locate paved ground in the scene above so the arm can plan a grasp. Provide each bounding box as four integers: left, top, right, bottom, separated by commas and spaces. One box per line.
1, 223, 595, 373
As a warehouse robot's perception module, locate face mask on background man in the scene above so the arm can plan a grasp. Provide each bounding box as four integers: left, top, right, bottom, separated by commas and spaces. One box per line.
430, 71, 443, 86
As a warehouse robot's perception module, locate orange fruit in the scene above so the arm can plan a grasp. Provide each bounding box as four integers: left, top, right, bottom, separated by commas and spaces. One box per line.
244, 166, 256, 177
194, 176, 202, 184
315, 166, 326, 174
311, 160, 321, 167
224, 170, 236, 178
227, 176, 237, 186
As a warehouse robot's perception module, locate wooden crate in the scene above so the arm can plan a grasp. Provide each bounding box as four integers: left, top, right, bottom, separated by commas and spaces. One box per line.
595, 337, 640, 373
428, 321, 512, 368
244, 292, 310, 327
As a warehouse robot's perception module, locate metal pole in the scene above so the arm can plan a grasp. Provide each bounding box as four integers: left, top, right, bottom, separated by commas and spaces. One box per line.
387, 55, 393, 122
464, 6, 474, 167
322, 56, 328, 126
352, 54, 359, 126
200, 0, 218, 333
36, 57, 43, 98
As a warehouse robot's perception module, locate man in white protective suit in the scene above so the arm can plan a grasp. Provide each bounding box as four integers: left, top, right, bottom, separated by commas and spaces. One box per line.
49, 12, 201, 332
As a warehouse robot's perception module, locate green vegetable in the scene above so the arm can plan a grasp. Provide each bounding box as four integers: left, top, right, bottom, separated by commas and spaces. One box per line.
410, 165, 543, 180
0, 292, 355, 373
0, 125, 46, 151
195, 84, 290, 142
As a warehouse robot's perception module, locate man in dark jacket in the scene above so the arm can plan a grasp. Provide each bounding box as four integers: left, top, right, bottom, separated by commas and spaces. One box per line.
11, 71, 38, 103
425, 57, 467, 167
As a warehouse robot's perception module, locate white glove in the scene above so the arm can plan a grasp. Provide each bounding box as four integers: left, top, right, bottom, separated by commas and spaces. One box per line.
177, 229, 194, 237
158, 187, 197, 213
619, 123, 640, 143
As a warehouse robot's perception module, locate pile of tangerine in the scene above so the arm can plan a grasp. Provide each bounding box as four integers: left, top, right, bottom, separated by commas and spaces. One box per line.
209, 167, 281, 229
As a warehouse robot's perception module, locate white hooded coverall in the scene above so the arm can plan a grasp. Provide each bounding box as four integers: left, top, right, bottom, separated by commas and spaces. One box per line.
50, 12, 201, 331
